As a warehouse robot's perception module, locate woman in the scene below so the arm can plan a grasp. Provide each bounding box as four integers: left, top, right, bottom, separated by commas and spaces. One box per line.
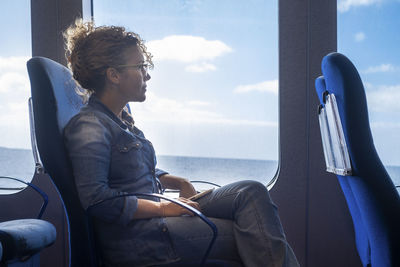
63, 20, 299, 267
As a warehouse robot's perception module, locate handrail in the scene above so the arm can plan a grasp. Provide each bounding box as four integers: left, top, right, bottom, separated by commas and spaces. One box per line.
190, 180, 221, 188
87, 192, 218, 267
28, 97, 44, 175
0, 176, 49, 219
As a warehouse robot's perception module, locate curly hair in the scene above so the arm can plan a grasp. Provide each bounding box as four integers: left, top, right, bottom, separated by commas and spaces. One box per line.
63, 19, 153, 96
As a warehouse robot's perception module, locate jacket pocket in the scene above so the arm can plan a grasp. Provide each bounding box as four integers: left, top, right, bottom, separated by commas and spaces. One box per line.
111, 139, 144, 178
117, 140, 143, 153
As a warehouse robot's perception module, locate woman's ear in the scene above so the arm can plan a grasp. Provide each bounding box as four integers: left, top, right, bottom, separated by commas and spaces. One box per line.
105, 67, 120, 85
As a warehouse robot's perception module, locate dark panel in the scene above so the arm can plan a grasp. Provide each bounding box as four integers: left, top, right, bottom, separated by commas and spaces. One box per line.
270, 0, 309, 265
272, 0, 362, 266
31, 0, 90, 65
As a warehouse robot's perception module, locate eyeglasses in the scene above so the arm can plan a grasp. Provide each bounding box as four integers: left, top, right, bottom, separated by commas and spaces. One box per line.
116, 63, 152, 73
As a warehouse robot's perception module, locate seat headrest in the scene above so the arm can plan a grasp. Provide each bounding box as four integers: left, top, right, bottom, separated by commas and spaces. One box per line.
27, 57, 84, 132
316, 52, 378, 174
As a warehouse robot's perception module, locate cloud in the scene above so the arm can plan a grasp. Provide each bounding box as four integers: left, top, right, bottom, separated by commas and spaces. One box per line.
147, 35, 232, 63
0, 56, 29, 72
187, 100, 211, 107
366, 84, 400, 113
146, 35, 232, 73
354, 32, 366, 42
363, 63, 398, 73
233, 80, 278, 95
338, 0, 383, 12
0, 56, 32, 148
0, 72, 29, 93
185, 62, 217, 73
0, 56, 31, 95
130, 91, 276, 127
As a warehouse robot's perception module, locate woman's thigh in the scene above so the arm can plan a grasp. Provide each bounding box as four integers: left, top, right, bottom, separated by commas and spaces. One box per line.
196, 180, 272, 219
165, 216, 241, 263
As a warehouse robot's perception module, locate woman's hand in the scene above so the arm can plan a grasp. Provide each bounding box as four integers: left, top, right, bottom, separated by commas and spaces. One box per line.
178, 179, 197, 198
159, 174, 197, 198
161, 197, 200, 217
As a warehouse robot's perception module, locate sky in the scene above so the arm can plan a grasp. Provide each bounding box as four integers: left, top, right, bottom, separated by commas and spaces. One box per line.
92, 0, 279, 161
0, 0, 31, 151
337, 0, 400, 166
0, 0, 399, 165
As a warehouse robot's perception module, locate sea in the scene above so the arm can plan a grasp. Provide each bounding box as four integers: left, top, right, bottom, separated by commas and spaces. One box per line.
0, 146, 399, 194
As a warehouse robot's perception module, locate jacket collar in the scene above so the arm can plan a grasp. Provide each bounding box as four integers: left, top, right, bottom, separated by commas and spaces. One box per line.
88, 95, 129, 130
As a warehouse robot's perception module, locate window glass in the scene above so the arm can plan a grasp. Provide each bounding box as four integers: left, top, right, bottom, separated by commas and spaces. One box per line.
0, 1, 34, 194
94, 0, 279, 188
338, 0, 400, 191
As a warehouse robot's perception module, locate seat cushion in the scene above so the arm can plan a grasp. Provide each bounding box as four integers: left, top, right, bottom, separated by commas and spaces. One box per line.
0, 219, 56, 262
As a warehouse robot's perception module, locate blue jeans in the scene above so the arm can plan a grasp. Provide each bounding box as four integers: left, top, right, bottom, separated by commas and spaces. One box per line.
165, 180, 299, 267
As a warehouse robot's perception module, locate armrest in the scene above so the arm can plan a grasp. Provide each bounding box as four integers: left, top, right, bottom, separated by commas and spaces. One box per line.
87, 192, 217, 267
0, 219, 56, 263
0, 176, 48, 219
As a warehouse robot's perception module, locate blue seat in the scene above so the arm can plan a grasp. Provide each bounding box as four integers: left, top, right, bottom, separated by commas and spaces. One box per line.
0, 177, 56, 266
315, 52, 400, 267
27, 56, 241, 267
28, 56, 90, 266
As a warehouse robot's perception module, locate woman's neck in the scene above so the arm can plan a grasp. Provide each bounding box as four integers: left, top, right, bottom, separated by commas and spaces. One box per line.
95, 90, 127, 118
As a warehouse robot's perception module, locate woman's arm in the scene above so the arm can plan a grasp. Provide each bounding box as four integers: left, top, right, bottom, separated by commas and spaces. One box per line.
158, 174, 197, 198
64, 115, 139, 225
133, 197, 200, 219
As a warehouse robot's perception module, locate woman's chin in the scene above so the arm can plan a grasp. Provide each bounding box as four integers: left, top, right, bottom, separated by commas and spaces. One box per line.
130, 92, 146, 102
138, 94, 146, 102
140, 89, 147, 101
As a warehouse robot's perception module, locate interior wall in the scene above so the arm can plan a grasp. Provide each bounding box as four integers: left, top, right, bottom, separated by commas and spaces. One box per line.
31, 0, 91, 65
271, 0, 362, 266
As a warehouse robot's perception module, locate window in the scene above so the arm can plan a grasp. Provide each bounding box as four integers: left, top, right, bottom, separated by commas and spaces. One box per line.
0, 1, 34, 194
94, 0, 279, 187
338, 0, 400, 190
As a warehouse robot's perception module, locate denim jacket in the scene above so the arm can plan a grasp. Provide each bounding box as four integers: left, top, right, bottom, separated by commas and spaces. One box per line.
64, 96, 179, 266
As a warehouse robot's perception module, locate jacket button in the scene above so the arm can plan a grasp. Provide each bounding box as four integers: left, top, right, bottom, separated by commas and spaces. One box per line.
162, 227, 167, 232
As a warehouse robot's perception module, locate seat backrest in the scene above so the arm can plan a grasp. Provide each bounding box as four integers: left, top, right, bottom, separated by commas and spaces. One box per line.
27, 57, 92, 266
315, 52, 400, 267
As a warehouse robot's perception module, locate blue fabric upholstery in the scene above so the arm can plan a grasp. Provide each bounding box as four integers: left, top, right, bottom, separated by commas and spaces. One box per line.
0, 219, 56, 263
315, 52, 400, 267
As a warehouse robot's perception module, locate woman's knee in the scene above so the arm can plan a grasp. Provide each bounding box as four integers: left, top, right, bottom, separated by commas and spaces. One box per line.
237, 180, 269, 194
235, 180, 275, 207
